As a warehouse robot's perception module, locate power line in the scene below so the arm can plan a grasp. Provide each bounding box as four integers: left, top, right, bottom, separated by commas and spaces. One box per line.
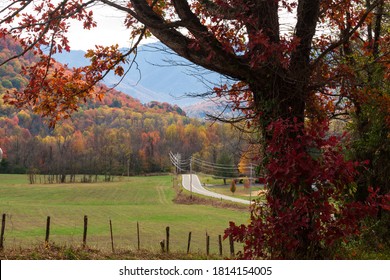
169, 152, 256, 179
169, 151, 190, 172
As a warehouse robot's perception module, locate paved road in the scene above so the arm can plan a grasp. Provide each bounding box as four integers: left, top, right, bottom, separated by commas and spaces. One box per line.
182, 174, 250, 205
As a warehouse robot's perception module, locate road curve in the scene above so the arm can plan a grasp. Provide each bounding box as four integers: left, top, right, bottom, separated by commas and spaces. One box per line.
182, 174, 250, 205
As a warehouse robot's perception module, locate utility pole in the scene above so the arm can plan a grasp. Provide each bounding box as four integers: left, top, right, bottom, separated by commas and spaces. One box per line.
127, 158, 130, 177
190, 156, 193, 199
176, 153, 181, 175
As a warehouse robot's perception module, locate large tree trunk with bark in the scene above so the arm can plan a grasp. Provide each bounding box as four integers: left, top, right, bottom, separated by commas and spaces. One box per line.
125, 0, 320, 126
251, 77, 307, 126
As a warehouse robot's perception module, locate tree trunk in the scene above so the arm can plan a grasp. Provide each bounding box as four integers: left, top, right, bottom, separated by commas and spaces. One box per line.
250, 74, 307, 129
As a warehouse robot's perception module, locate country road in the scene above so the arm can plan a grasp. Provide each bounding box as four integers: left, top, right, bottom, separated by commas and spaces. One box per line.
181, 174, 250, 205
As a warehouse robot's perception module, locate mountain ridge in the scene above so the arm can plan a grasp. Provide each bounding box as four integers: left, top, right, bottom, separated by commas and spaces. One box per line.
52, 42, 228, 117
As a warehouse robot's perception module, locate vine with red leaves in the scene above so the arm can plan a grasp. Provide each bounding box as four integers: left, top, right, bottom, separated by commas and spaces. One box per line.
225, 119, 389, 259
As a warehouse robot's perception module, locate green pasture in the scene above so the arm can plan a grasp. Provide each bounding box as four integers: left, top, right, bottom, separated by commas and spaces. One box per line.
197, 174, 265, 200
0, 174, 249, 256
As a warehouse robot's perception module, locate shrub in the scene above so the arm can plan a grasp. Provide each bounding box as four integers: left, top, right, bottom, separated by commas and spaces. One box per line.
225, 119, 389, 259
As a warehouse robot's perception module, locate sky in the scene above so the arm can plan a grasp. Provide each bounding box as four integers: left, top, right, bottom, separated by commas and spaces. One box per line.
0, 0, 155, 51
67, 4, 296, 51
60, 1, 296, 51
0, 1, 297, 51
67, 5, 141, 51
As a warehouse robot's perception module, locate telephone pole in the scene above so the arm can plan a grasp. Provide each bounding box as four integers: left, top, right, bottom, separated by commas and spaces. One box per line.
190, 156, 193, 199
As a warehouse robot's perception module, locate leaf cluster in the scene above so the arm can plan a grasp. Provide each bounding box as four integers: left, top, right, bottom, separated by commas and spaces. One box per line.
225, 119, 389, 259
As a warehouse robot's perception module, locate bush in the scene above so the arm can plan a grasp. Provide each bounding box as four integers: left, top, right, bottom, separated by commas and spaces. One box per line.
225, 119, 389, 259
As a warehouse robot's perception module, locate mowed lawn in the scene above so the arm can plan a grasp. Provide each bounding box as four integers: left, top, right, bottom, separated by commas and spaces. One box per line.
0, 174, 249, 255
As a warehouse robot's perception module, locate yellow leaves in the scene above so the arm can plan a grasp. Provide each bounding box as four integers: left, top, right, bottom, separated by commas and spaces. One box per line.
40, 135, 56, 145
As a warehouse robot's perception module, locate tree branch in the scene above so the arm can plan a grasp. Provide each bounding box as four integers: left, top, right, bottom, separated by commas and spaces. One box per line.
313, 0, 381, 67
127, 0, 251, 81
0, 0, 96, 66
289, 0, 321, 77
0, 0, 34, 25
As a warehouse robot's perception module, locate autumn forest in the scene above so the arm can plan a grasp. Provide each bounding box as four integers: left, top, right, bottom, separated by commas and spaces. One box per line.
0, 37, 244, 178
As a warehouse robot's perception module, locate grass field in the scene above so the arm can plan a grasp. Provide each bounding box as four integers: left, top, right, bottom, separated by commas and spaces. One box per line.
196, 174, 265, 200
0, 174, 250, 257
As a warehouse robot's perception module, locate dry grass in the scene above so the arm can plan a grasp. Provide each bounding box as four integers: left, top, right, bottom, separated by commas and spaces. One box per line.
0, 243, 225, 260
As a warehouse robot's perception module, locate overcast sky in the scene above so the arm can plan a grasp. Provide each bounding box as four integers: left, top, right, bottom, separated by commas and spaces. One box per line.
67, 5, 139, 51
0, 1, 297, 51
68, 7, 297, 52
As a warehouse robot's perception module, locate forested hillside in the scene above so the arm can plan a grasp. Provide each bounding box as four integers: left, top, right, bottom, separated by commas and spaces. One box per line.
0, 38, 245, 178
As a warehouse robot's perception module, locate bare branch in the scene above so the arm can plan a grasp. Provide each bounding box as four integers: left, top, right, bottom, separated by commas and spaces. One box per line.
0, 0, 96, 67
99, 27, 147, 91
313, 0, 381, 67
0, 0, 34, 25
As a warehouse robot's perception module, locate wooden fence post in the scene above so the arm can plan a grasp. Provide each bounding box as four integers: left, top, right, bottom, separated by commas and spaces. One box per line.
109, 219, 115, 253
218, 235, 223, 256
229, 234, 235, 257
137, 222, 140, 250
206, 233, 210, 256
45, 216, 51, 245
0, 214, 6, 250
83, 215, 88, 248
160, 240, 165, 253
166, 226, 170, 253
187, 232, 192, 254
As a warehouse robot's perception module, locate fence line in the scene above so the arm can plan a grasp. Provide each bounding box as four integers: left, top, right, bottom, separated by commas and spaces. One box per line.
0, 213, 237, 257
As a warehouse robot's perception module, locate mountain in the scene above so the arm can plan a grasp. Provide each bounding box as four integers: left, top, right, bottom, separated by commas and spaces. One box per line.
52, 42, 230, 116
183, 97, 236, 119
0, 36, 246, 177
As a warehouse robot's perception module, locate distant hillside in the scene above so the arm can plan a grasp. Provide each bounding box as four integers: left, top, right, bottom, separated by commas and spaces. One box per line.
0, 37, 34, 92
0, 37, 185, 118
0, 36, 245, 177
183, 97, 235, 119
52, 42, 231, 116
